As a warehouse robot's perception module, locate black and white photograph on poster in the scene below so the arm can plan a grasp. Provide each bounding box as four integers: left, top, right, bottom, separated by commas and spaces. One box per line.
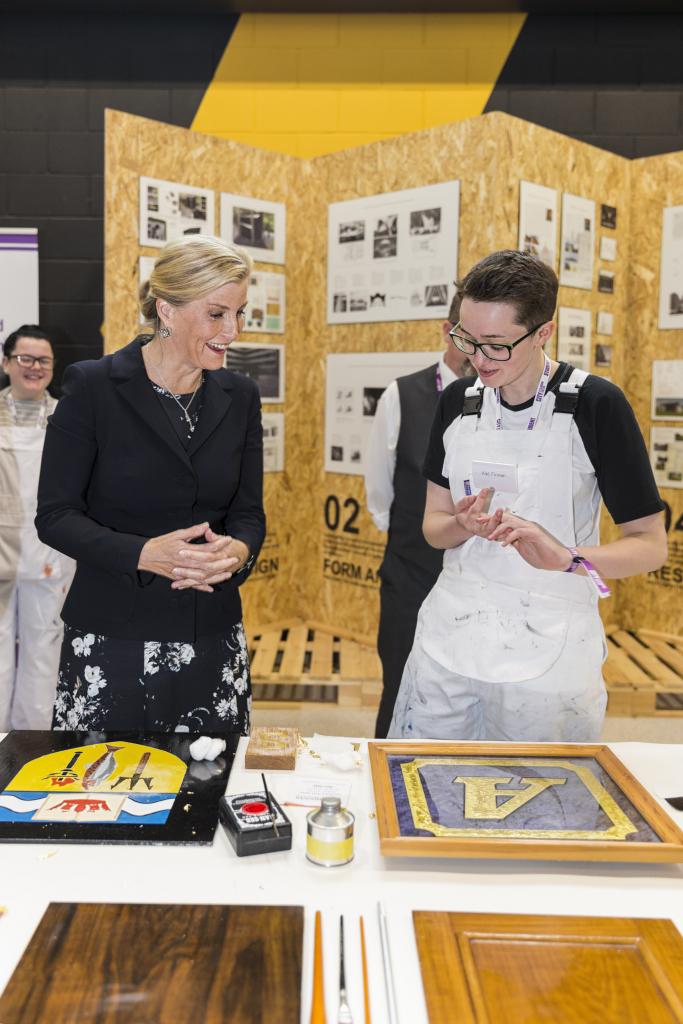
138, 255, 155, 324
220, 192, 285, 265
600, 204, 617, 230
658, 205, 683, 329
600, 236, 617, 261
325, 351, 442, 475
261, 412, 284, 472
139, 176, 215, 248
557, 306, 591, 371
425, 284, 449, 307
559, 192, 595, 291
652, 360, 683, 421
0, 228, 39, 345
226, 342, 284, 403
339, 220, 365, 243
650, 426, 683, 489
595, 343, 613, 368
596, 310, 614, 336
244, 271, 285, 334
409, 208, 441, 235
598, 270, 615, 294
362, 387, 384, 417
327, 180, 459, 324
518, 180, 558, 269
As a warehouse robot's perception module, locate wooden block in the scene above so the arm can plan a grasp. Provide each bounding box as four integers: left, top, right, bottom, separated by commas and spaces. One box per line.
244, 726, 300, 771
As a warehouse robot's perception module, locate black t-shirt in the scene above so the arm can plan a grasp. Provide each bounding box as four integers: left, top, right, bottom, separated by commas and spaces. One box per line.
423, 363, 664, 526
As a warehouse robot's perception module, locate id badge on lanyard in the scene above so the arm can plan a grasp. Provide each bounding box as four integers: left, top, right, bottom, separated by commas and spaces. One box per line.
464, 355, 551, 499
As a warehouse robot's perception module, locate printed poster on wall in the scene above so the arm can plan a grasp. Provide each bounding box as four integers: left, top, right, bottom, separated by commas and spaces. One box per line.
244, 271, 285, 334
220, 193, 286, 265
327, 181, 459, 325
651, 360, 683, 420
0, 229, 39, 346
651, 426, 683, 489
658, 205, 683, 329
262, 412, 284, 472
518, 181, 558, 268
226, 342, 284, 403
138, 255, 155, 324
324, 351, 442, 476
559, 192, 595, 291
139, 177, 215, 248
557, 307, 591, 371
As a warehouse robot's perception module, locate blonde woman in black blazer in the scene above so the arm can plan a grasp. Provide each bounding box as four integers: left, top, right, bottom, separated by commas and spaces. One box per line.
36, 236, 265, 734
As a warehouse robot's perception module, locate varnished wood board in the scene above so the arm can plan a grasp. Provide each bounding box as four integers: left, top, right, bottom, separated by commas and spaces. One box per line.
369, 741, 683, 862
0, 902, 303, 1024
414, 911, 683, 1024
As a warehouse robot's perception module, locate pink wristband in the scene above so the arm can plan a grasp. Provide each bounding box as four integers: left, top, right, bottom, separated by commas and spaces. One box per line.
564, 547, 611, 599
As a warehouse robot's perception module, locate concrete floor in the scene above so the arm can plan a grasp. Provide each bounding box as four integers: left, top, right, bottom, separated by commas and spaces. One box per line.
253, 705, 683, 743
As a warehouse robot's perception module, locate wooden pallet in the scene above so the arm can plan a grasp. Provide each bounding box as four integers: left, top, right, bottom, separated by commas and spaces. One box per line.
249, 621, 683, 717
604, 626, 683, 716
248, 620, 382, 709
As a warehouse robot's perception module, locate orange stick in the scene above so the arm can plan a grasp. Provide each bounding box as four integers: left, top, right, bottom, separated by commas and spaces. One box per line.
360, 915, 371, 1024
310, 910, 327, 1024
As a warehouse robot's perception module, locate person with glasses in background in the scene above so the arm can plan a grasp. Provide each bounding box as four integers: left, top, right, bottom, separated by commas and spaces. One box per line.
0, 325, 74, 728
364, 293, 472, 737
389, 250, 667, 742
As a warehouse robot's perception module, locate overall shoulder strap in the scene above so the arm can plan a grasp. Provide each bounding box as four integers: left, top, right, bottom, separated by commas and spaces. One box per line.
553, 367, 589, 416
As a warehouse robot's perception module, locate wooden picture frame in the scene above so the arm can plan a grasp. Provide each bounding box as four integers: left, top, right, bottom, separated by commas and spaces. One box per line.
369, 742, 683, 863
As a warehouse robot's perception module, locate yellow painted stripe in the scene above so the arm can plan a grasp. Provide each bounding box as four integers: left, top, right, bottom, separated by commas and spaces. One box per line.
192, 13, 526, 157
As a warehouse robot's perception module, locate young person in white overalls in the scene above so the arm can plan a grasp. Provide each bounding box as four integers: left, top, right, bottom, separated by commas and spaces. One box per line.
389, 251, 667, 742
0, 326, 74, 729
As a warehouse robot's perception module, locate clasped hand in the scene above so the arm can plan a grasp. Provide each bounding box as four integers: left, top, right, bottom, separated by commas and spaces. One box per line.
476, 508, 572, 571
138, 523, 250, 593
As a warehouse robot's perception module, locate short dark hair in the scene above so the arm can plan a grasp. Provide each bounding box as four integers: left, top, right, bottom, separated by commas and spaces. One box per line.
447, 291, 461, 324
456, 250, 558, 328
3, 324, 53, 358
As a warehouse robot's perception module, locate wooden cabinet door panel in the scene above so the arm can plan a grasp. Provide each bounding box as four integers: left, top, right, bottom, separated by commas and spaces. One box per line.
414, 912, 683, 1024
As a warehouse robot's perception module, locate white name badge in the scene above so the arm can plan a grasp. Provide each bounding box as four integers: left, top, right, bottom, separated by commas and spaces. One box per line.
471, 459, 519, 494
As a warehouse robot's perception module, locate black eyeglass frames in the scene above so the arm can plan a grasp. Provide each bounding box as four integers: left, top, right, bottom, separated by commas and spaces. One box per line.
449, 321, 547, 362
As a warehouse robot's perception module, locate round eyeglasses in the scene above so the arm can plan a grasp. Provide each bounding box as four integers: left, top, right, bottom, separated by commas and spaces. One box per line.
449, 321, 546, 362
7, 354, 54, 369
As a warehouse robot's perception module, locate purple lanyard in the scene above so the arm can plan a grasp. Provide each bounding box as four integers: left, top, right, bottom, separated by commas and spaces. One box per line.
435, 364, 444, 393
494, 354, 551, 431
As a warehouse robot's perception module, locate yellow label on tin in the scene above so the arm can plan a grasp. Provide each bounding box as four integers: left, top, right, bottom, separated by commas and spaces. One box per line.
306, 835, 354, 865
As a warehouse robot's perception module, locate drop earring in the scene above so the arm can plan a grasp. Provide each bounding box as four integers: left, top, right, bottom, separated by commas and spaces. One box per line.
159, 324, 171, 339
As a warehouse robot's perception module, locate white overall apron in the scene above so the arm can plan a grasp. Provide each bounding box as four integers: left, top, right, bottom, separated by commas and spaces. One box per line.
388, 369, 608, 742
0, 395, 74, 729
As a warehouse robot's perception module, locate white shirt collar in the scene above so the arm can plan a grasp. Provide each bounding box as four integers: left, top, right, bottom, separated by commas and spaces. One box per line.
438, 355, 459, 386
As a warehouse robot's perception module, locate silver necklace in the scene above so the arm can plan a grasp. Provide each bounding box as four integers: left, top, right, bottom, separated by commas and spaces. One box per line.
156, 367, 203, 432
145, 339, 202, 432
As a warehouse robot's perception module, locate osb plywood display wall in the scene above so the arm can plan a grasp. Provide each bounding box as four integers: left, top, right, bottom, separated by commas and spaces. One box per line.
619, 153, 683, 634
306, 114, 628, 639
106, 109, 641, 641
104, 109, 305, 630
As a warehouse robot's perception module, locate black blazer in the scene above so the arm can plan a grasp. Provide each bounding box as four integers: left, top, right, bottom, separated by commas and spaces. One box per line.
36, 337, 265, 641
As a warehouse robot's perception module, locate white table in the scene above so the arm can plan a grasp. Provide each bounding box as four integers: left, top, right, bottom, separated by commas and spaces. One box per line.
0, 738, 681, 1023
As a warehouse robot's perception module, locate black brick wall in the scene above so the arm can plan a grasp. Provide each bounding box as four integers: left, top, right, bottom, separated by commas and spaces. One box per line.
2, 13, 683, 379
0, 13, 237, 377
486, 14, 683, 159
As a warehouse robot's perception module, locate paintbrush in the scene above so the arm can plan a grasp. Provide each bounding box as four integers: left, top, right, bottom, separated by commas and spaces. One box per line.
261, 771, 280, 838
337, 915, 353, 1023
359, 916, 371, 1024
310, 909, 327, 1024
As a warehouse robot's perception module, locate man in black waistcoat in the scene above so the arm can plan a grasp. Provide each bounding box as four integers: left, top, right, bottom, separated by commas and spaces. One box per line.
364, 295, 472, 737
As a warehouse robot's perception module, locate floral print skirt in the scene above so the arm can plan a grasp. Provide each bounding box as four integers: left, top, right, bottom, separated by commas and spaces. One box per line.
53, 622, 251, 735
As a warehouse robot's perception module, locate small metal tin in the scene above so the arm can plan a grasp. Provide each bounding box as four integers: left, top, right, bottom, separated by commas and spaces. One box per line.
306, 796, 354, 867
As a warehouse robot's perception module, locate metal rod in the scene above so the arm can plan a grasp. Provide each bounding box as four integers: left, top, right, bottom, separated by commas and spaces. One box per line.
377, 902, 398, 1024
